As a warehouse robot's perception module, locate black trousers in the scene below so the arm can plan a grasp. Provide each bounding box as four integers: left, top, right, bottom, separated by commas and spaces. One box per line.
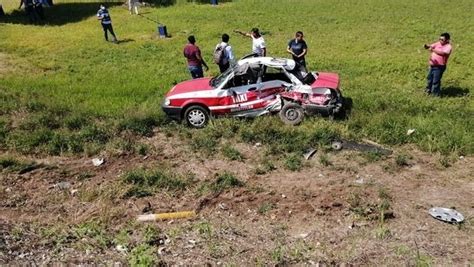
101, 23, 117, 41
218, 62, 230, 73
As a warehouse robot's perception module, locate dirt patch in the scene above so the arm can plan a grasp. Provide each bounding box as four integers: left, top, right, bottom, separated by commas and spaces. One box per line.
0, 135, 473, 265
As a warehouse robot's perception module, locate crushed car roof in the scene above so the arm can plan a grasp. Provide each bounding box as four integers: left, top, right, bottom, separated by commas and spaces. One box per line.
237, 57, 296, 71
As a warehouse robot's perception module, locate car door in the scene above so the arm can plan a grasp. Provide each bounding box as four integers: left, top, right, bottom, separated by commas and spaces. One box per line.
258, 66, 291, 98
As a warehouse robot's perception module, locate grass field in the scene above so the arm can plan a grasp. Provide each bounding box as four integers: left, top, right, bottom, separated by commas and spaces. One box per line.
0, 0, 473, 156
1, 1, 474, 264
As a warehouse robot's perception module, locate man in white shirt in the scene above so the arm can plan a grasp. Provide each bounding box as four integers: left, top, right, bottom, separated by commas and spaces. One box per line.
214, 33, 235, 73
235, 28, 266, 57
128, 0, 139, 15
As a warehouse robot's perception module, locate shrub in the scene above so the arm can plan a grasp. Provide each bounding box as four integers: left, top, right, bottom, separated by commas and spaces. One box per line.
7, 129, 54, 154
395, 153, 412, 167
221, 144, 244, 161
284, 154, 302, 171
189, 130, 218, 154
80, 125, 111, 144
118, 113, 164, 137
122, 168, 192, 198
319, 154, 332, 166
65, 115, 89, 130
211, 172, 243, 193
129, 244, 156, 266
0, 157, 19, 169
0, 120, 8, 145
254, 158, 276, 175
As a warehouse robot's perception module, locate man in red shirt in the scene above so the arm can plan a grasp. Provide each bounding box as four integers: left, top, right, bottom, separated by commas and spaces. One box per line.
183, 35, 209, 79
424, 32, 452, 97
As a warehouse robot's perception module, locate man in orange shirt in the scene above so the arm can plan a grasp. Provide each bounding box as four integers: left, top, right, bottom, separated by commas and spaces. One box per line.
424, 33, 452, 97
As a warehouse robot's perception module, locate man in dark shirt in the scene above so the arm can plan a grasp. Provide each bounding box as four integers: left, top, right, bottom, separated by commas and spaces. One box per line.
19, 0, 38, 23
97, 4, 118, 43
287, 31, 308, 72
183, 35, 209, 79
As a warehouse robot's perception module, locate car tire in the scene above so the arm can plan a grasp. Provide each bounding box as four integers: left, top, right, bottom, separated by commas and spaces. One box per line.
184, 105, 209, 128
279, 103, 304, 126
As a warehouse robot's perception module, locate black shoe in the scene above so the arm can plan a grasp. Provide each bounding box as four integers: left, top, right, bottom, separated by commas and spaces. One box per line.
424, 88, 431, 94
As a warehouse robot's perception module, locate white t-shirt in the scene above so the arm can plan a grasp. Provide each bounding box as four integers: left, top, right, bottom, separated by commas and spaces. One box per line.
215, 42, 235, 65
252, 36, 266, 56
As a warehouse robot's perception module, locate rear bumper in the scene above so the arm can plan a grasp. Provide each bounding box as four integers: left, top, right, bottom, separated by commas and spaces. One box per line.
162, 105, 182, 121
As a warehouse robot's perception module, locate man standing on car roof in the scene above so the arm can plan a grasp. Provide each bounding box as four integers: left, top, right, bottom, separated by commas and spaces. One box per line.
214, 33, 235, 73
424, 32, 452, 97
97, 4, 118, 43
287, 31, 308, 73
235, 28, 266, 57
183, 35, 209, 79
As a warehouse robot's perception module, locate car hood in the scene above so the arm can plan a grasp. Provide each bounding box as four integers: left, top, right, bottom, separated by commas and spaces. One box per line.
166, 78, 213, 96
312, 72, 339, 89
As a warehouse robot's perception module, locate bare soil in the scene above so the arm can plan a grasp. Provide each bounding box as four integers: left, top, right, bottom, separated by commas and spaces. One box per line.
1, 132, 473, 265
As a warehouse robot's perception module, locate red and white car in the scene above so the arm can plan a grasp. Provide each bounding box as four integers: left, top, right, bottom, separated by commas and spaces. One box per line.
162, 57, 344, 128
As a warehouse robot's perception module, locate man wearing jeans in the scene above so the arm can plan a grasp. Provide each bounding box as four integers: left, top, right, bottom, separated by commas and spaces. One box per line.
424, 33, 452, 97
183, 35, 209, 79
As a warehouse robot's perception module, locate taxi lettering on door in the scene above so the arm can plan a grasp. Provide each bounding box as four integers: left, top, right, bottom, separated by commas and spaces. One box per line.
232, 93, 248, 103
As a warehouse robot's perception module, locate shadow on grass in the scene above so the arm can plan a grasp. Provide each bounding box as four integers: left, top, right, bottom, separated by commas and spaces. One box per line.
0, 0, 234, 26
0, 2, 122, 26
117, 38, 134, 44
441, 86, 470, 97
339, 97, 353, 120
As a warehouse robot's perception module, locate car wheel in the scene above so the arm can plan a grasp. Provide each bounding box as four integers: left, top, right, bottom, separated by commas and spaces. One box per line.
331, 141, 343, 151
184, 105, 209, 128
279, 103, 304, 126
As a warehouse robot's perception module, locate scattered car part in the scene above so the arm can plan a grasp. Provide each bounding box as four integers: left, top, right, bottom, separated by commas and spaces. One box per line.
303, 148, 317, 160
331, 141, 343, 151
337, 140, 392, 155
429, 207, 464, 224
92, 158, 104, 166
137, 210, 196, 222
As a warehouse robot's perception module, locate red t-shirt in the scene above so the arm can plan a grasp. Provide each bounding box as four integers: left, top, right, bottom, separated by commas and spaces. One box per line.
183, 44, 202, 66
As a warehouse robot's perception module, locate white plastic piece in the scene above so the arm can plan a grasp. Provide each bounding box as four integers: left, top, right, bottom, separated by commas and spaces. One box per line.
429, 207, 464, 223
137, 214, 156, 222
92, 158, 104, 166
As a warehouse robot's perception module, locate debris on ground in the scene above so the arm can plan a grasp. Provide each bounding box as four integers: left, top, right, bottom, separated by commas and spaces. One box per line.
303, 148, 317, 160
355, 176, 364, 184
137, 211, 196, 222
92, 158, 105, 166
407, 129, 416, 135
331, 141, 343, 151
429, 207, 464, 224
53, 182, 71, 190
115, 245, 128, 253
334, 139, 392, 155
142, 202, 152, 213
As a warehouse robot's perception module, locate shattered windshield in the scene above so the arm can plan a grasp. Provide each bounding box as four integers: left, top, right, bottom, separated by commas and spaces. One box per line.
210, 66, 234, 88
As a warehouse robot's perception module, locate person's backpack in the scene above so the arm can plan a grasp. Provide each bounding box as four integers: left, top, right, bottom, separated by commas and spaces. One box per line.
213, 44, 227, 64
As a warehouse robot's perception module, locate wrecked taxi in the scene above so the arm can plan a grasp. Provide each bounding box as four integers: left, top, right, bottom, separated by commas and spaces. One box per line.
162, 56, 344, 128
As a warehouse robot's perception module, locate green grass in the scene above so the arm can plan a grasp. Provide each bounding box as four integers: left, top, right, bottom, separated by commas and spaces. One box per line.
0, 0, 472, 155
122, 167, 193, 197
